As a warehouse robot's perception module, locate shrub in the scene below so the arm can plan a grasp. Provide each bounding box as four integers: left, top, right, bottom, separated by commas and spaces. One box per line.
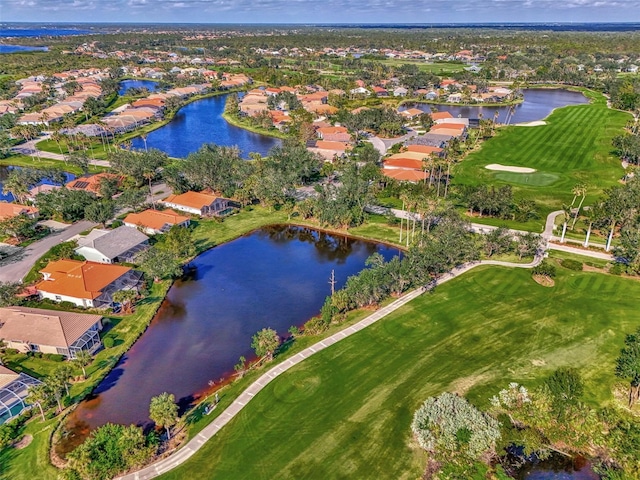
103, 337, 114, 348
44, 353, 65, 362
111, 219, 123, 228
561, 259, 583, 271
411, 392, 501, 460
610, 263, 625, 276
532, 260, 556, 278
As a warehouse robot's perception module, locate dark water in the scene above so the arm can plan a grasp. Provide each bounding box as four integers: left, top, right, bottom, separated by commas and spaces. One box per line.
404, 89, 589, 124
118, 79, 160, 96
130, 94, 281, 158
0, 166, 74, 202
0, 45, 48, 53
62, 226, 397, 446
515, 454, 599, 479
0, 28, 89, 37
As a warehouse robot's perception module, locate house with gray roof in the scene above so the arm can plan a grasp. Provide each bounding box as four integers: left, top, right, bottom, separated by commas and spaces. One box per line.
0, 306, 103, 359
75, 226, 149, 264
0, 365, 40, 425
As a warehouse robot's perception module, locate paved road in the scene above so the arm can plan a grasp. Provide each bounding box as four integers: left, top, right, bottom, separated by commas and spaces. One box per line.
368, 206, 614, 262
0, 220, 96, 282
118, 256, 540, 480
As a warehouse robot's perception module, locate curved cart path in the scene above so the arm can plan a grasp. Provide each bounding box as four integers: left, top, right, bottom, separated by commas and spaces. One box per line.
117, 255, 541, 480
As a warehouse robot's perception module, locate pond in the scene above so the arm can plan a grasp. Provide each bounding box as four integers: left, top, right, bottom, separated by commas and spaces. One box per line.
0, 166, 75, 202
515, 454, 599, 479
60, 225, 398, 453
130, 94, 281, 158
118, 79, 160, 96
403, 89, 589, 124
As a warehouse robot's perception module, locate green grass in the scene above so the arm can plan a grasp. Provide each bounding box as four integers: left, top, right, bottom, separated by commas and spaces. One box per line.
375, 59, 466, 74
0, 155, 103, 175
493, 171, 560, 186
159, 265, 640, 480
453, 90, 631, 230
0, 418, 59, 480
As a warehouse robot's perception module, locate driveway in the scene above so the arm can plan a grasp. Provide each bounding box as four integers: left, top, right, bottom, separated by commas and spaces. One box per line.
0, 220, 96, 283
11, 134, 111, 167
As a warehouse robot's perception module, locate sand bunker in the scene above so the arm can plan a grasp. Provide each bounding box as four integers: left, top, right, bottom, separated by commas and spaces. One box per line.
485, 164, 537, 173
515, 120, 547, 127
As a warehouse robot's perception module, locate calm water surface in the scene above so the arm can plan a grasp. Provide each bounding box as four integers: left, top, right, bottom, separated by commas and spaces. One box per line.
130, 94, 281, 158
516, 454, 599, 479
118, 79, 160, 96
62, 226, 397, 450
0, 45, 48, 53
404, 89, 589, 124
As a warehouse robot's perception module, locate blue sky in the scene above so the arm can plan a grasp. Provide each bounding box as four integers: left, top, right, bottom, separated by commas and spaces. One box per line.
3, 0, 640, 24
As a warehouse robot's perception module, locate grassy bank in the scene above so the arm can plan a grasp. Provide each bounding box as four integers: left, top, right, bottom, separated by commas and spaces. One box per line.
453, 90, 631, 230
221, 111, 290, 140
159, 264, 640, 480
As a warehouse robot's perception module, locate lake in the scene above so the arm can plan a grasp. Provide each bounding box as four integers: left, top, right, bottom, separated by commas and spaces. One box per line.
118, 79, 160, 96
0, 28, 89, 37
60, 226, 398, 451
0, 45, 48, 54
0, 166, 74, 202
403, 89, 589, 124
130, 94, 281, 158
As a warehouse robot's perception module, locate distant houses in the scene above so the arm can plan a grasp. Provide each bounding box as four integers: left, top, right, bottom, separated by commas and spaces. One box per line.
66, 173, 123, 196
160, 191, 233, 217
35, 259, 143, 309
0, 306, 103, 359
75, 226, 149, 264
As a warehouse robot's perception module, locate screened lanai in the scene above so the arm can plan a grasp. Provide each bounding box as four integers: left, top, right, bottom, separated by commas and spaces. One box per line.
0, 366, 41, 425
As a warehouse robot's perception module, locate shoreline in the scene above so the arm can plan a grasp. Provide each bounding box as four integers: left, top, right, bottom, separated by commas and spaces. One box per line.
53, 214, 404, 456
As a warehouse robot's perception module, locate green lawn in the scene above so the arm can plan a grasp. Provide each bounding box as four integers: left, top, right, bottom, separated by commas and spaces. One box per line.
0, 155, 104, 175
159, 264, 640, 480
453, 90, 631, 230
376, 59, 466, 75
0, 418, 59, 480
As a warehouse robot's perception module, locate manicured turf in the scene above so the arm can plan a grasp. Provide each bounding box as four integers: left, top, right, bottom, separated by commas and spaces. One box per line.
159, 265, 640, 480
453, 90, 631, 229
493, 171, 560, 186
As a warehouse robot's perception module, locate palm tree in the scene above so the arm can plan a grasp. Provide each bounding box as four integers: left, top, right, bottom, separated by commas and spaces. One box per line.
113, 289, 138, 314
571, 184, 588, 229
582, 207, 595, 248
560, 204, 571, 243
26, 383, 49, 421
73, 350, 93, 380
149, 392, 178, 440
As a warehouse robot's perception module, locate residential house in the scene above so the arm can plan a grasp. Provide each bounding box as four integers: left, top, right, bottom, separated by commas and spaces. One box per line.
0, 202, 39, 221
372, 86, 389, 97
66, 173, 122, 196
0, 366, 40, 425
307, 141, 351, 162
124, 209, 191, 235
406, 144, 443, 155
0, 306, 103, 359
349, 87, 369, 96
431, 111, 454, 123
35, 259, 142, 308
317, 126, 351, 143
75, 226, 149, 264
161, 191, 233, 217
393, 87, 408, 97
399, 108, 424, 120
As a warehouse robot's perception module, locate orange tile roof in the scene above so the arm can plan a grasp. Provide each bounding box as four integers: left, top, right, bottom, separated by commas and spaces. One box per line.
0, 202, 39, 220
382, 169, 428, 182
317, 126, 348, 135
315, 141, 351, 151
124, 209, 190, 231
431, 123, 466, 131
162, 191, 219, 210
66, 173, 122, 195
430, 112, 454, 121
37, 260, 132, 300
406, 145, 443, 154
383, 158, 425, 170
